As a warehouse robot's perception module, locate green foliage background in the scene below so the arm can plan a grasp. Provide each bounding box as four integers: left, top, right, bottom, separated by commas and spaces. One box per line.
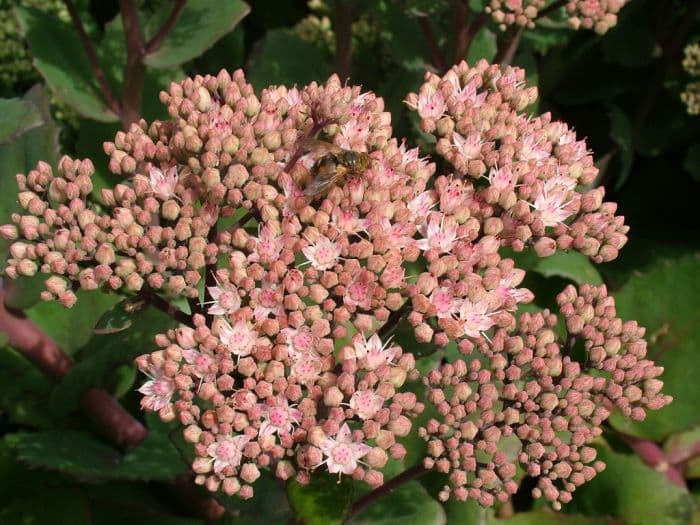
0, 0, 699, 524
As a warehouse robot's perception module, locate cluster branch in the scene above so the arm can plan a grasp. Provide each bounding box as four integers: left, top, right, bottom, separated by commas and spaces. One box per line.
495, 26, 525, 66
347, 464, 427, 519
140, 287, 195, 327
118, 0, 147, 127
332, 0, 353, 81
622, 434, 687, 488
145, 0, 187, 54
537, 0, 567, 20
62, 0, 121, 116
0, 285, 147, 447
417, 16, 447, 72
452, 0, 471, 63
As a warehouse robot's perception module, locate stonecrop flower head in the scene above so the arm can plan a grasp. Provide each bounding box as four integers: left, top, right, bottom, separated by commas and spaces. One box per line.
485, 0, 628, 33
0, 59, 670, 506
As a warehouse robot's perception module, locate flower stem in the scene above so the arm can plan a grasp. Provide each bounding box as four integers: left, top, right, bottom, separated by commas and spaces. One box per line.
621, 433, 686, 488
145, 0, 187, 54
62, 0, 121, 116
346, 464, 427, 519
332, 0, 353, 81
140, 287, 195, 327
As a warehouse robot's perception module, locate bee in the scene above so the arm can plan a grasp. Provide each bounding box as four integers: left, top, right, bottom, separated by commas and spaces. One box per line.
300, 140, 372, 199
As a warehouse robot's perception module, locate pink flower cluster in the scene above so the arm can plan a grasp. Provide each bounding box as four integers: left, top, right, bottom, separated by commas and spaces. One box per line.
485, 0, 546, 30
566, 0, 628, 33
420, 284, 670, 509
0, 60, 669, 506
484, 0, 628, 33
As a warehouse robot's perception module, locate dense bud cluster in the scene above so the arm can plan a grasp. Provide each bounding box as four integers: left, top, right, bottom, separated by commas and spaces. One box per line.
420, 284, 670, 508
484, 0, 628, 33
0, 60, 669, 506
565, 0, 628, 33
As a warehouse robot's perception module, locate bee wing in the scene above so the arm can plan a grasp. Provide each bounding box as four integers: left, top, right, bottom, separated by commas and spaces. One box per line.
296, 137, 344, 157
303, 163, 347, 197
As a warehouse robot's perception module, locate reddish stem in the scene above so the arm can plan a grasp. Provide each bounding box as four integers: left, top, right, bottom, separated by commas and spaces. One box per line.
332, 0, 353, 81
62, 0, 121, 116
118, 0, 146, 127
0, 289, 146, 447
347, 464, 427, 519
622, 434, 687, 488
417, 16, 447, 72
145, 0, 187, 54
452, 0, 470, 62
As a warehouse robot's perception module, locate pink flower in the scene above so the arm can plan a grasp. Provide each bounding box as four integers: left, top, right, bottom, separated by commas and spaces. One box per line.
149, 166, 178, 200
518, 134, 549, 163
249, 225, 284, 264
532, 186, 576, 227
440, 180, 466, 214
397, 139, 429, 169
345, 269, 377, 310
455, 299, 496, 338
281, 326, 318, 359
407, 86, 446, 119
206, 434, 251, 473
430, 286, 460, 318
349, 389, 384, 420
407, 191, 437, 220
182, 348, 215, 380
219, 320, 257, 359
203, 277, 241, 316
318, 423, 371, 475
302, 235, 341, 271
250, 281, 283, 320
488, 166, 518, 192
138, 367, 175, 411
416, 213, 460, 254
337, 117, 371, 151
258, 398, 302, 437
452, 132, 484, 160
353, 333, 398, 370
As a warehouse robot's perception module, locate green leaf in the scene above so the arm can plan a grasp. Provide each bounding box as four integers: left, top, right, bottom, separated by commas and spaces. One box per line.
143, 0, 250, 69
9, 428, 187, 481
0, 347, 53, 428
607, 104, 634, 191
287, 475, 353, 525
0, 98, 43, 145
26, 289, 121, 354
218, 471, 293, 523
0, 85, 60, 242
0, 485, 91, 525
466, 27, 497, 63
683, 143, 700, 183
247, 29, 333, 90
608, 254, 700, 440
529, 251, 604, 285
49, 300, 177, 413
369, 0, 431, 72
15, 6, 119, 122
568, 448, 695, 525
348, 478, 446, 525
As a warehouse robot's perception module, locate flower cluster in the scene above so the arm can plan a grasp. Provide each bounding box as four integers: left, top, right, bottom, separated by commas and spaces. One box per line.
682, 44, 700, 116
0, 60, 669, 506
420, 284, 670, 508
565, 0, 628, 33
485, 0, 546, 30
484, 0, 628, 33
